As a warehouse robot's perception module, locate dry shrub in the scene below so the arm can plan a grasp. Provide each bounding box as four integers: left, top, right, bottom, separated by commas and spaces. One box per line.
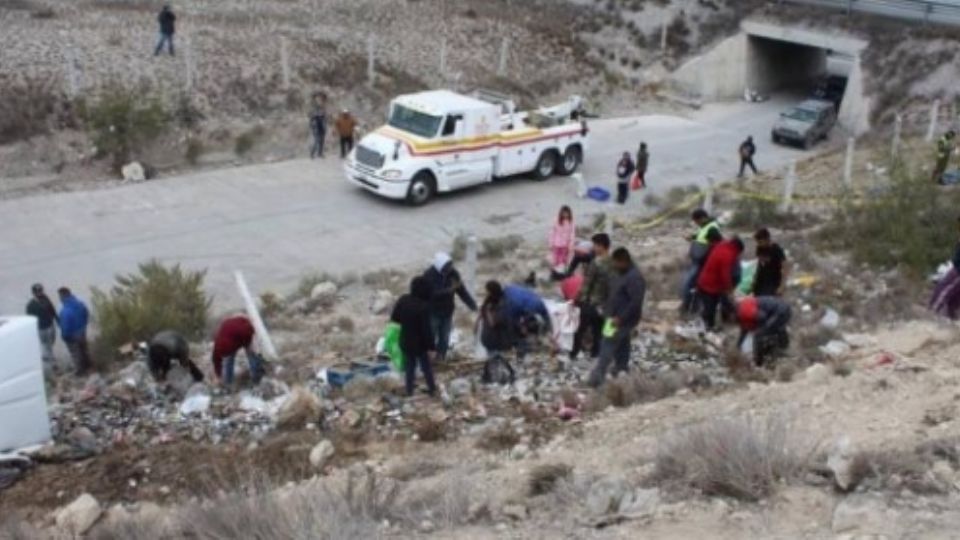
603, 372, 685, 408
0, 516, 39, 540
0, 76, 64, 144
402, 472, 474, 529
412, 417, 447, 443
476, 424, 521, 452
654, 414, 813, 501
481, 235, 524, 259
82, 84, 170, 170
838, 438, 960, 495
387, 459, 448, 482
528, 463, 573, 496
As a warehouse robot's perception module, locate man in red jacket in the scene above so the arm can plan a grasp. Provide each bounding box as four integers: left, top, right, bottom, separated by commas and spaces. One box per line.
211, 315, 266, 386
696, 233, 744, 331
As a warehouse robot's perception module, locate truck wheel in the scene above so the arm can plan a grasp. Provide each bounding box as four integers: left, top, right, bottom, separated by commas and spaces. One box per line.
557, 146, 582, 176
407, 172, 435, 206
533, 150, 559, 181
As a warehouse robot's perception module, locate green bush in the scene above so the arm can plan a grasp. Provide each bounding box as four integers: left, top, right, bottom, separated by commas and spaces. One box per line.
83, 85, 169, 170
234, 126, 265, 156
92, 260, 210, 356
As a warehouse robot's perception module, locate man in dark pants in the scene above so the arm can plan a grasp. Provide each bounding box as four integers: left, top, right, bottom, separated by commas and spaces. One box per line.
154, 4, 176, 56
680, 209, 721, 315
145, 330, 205, 383
391, 277, 437, 396
737, 296, 792, 367
423, 252, 477, 363
616, 152, 636, 204
571, 233, 611, 361
335, 110, 358, 158
738, 136, 758, 178
636, 142, 649, 189
309, 93, 327, 159
58, 287, 92, 376
696, 235, 744, 331
26, 283, 59, 364
588, 248, 646, 387
751, 228, 790, 297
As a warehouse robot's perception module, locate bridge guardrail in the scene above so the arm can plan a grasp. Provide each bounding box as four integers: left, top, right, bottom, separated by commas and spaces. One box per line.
779, 0, 960, 26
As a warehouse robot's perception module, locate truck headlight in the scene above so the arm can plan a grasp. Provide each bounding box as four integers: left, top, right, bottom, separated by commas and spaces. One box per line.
381, 169, 404, 181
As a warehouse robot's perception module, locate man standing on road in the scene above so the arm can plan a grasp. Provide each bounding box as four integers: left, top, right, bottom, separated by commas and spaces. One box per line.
680, 209, 721, 315
335, 109, 358, 158
154, 4, 176, 56
26, 284, 58, 364
309, 93, 328, 159
571, 233, 612, 361
933, 130, 956, 184
616, 151, 636, 204
751, 228, 790, 297
588, 247, 646, 387
57, 287, 92, 375
423, 253, 477, 363
635, 142, 649, 190
738, 136, 758, 178
145, 330, 205, 383
211, 315, 266, 387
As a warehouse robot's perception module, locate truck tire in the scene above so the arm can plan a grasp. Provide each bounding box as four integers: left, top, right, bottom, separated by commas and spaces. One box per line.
557, 146, 582, 176
407, 172, 435, 206
533, 150, 559, 181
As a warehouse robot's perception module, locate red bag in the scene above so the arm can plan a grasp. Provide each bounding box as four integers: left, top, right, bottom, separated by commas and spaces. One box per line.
630, 172, 643, 191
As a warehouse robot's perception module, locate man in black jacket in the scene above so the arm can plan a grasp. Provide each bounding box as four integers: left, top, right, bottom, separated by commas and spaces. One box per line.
423, 252, 477, 363
154, 4, 176, 56
738, 136, 758, 178
588, 248, 646, 387
144, 330, 205, 383
391, 277, 437, 396
26, 283, 59, 364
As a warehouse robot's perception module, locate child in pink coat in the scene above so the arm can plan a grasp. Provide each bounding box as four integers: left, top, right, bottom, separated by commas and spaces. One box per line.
549, 206, 575, 268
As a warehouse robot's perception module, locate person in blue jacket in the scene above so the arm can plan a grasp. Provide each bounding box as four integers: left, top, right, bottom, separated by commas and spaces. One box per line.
502, 283, 553, 359
58, 287, 92, 376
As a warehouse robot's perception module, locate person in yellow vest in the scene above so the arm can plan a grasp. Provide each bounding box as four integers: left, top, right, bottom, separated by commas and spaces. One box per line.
933, 130, 956, 184
680, 209, 721, 315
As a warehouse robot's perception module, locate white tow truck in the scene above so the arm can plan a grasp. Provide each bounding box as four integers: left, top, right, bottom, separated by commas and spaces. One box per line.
344, 89, 589, 205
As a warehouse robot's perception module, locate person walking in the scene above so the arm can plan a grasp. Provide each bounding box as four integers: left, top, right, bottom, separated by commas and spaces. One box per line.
57, 287, 92, 375
930, 216, 960, 319
696, 235, 744, 331
933, 130, 956, 184
635, 142, 649, 190
145, 330, 204, 383
549, 206, 576, 269
751, 228, 790, 297
571, 233, 612, 361
335, 110, 358, 158
423, 252, 477, 363
616, 152, 636, 204
738, 136, 758, 178
391, 277, 438, 397
680, 209, 721, 315
478, 281, 517, 385
737, 296, 792, 367
211, 315, 266, 387
154, 4, 176, 56
588, 248, 646, 387
309, 93, 328, 159
26, 284, 58, 364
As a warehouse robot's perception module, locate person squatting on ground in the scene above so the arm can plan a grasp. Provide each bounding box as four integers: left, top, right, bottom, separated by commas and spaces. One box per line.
309, 93, 328, 159
211, 315, 265, 386
737, 296, 792, 367
391, 277, 438, 397
58, 287, 92, 375
930, 216, 960, 320
571, 233, 612, 361
144, 330, 205, 383
336, 110, 358, 158
752, 228, 790, 297
502, 284, 553, 360
549, 205, 576, 268
478, 281, 517, 385
696, 234, 744, 331
423, 252, 477, 363
154, 4, 176, 56
588, 247, 646, 387
738, 136, 758, 178
615, 152, 636, 204
933, 130, 956, 184
680, 209, 721, 315
26, 283, 58, 364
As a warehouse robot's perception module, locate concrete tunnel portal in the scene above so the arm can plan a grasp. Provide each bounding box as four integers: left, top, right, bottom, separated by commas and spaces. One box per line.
673, 21, 870, 135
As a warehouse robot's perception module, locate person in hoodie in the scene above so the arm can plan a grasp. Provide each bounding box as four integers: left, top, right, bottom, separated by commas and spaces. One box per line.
588, 248, 646, 387
58, 287, 92, 375
696, 234, 745, 331
423, 252, 477, 362
391, 277, 438, 397
26, 283, 59, 364
154, 4, 176, 56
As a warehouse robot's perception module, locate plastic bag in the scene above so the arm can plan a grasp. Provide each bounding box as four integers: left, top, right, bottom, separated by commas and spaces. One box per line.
544, 300, 580, 352
381, 323, 405, 372
630, 171, 643, 191
737, 260, 756, 296
740, 332, 755, 355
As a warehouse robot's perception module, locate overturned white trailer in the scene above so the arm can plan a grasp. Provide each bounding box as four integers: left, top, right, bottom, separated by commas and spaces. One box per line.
0, 316, 52, 452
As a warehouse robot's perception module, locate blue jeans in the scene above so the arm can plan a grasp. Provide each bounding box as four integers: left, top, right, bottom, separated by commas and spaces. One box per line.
679, 264, 701, 314
221, 350, 265, 385
310, 129, 326, 158
154, 33, 174, 56
430, 314, 453, 360
588, 327, 632, 387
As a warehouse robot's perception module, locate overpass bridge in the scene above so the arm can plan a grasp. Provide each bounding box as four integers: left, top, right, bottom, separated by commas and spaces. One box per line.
780, 0, 960, 26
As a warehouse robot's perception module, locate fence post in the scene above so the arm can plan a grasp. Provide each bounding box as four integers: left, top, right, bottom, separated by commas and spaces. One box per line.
64, 49, 80, 98
660, 18, 668, 51
183, 39, 194, 91
891, 113, 902, 160
927, 98, 941, 142
703, 176, 715, 215
843, 137, 855, 188
465, 235, 478, 295
781, 160, 797, 212
497, 37, 510, 76
367, 36, 376, 88
280, 36, 291, 90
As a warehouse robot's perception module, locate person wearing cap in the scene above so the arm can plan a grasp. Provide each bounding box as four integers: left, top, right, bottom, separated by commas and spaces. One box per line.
422, 252, 477, 363
335, 109, 358, 158
57, 287, 92, 375
737, 296, 792, 366
26, 284, 59, 364
144, 330, 204, 383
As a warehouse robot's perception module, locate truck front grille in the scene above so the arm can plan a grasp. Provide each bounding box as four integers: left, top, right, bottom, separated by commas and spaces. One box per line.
356, 145, 385, 170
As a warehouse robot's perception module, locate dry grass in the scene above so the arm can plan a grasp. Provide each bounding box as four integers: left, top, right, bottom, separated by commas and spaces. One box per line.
476, 424, 521, 452
653, 414, 814, 501
528, 463, 573, 496
0, 75, 65, 144
412, 417, 448, 443
603, 371, 687, 408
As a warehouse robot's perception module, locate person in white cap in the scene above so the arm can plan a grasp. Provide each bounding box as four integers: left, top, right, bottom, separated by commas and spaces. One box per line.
421, 252, 477, 363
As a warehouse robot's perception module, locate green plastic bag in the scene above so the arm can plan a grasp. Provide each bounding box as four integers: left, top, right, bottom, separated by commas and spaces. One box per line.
737, 260, 756, 296
382, 322, 405, 371
602, 318, 617, 338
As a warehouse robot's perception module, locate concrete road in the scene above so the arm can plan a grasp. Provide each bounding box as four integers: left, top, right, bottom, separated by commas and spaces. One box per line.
0, 96, 808, 312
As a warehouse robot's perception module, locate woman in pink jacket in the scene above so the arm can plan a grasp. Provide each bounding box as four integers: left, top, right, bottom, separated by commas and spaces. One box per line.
549, 206, 575, 268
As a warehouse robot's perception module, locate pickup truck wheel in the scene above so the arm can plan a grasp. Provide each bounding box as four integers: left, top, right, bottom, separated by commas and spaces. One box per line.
558, 146, 582, 176
533, 151, 559, 181
407, 172, 435, 206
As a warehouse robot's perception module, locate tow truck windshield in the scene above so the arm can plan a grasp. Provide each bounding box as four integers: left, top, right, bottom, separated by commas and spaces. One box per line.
388, 105, 442, 138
